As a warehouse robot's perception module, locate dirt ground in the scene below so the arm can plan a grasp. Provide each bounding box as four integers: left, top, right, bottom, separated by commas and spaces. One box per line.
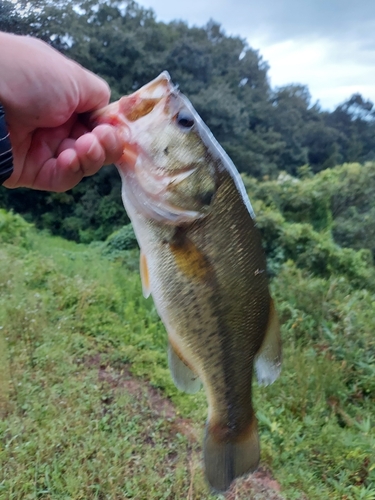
95, 358, 287, 500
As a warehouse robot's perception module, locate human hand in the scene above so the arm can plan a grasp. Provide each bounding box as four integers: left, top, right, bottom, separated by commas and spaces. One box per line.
0, 32, 123, 191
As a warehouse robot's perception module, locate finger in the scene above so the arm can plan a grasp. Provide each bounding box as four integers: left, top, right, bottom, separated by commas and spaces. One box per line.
30, 149, 81, 192
56, 138, 76, 156
16, 122, 122, 192
29, 116, 77, 161
91, 124, 123, 165
74, 66, 111, 114
73, 132, 106, 177
49, 139, 104, 191
56, 147, 82, 178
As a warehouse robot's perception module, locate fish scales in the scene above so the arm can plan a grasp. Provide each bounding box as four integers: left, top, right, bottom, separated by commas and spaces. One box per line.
91, 72, 281, 493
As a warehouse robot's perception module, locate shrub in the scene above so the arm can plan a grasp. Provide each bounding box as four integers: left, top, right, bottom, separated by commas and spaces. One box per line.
101, 224, 139, 261
0, 209, 32, 247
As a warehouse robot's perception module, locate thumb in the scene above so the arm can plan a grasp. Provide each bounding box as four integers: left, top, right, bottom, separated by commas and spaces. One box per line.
74, 65, 111, 114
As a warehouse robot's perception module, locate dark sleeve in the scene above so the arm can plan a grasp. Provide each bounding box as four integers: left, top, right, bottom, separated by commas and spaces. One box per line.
0, 104, 13, 185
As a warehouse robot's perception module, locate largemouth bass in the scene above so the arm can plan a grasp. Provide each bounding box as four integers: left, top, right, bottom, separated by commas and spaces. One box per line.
92, 72, 282, 493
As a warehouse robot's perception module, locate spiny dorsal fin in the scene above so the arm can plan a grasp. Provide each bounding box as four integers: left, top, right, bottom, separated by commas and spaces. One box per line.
255, 299, 282, 386
168, 340, 201, 394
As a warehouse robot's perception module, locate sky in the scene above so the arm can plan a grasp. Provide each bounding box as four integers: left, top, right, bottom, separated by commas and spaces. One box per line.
137, 0, 375, 110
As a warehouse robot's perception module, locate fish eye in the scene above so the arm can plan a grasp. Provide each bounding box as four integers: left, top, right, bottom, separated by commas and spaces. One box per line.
176, 110, 195, 130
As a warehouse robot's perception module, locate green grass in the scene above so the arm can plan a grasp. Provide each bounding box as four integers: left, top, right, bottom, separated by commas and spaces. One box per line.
0, 213, 374, 499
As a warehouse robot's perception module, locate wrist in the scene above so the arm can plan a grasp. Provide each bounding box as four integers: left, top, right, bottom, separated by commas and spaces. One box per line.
0, 104, 13, 185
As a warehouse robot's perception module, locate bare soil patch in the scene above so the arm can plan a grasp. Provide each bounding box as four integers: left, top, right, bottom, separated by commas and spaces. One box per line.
86, 355, 286, 499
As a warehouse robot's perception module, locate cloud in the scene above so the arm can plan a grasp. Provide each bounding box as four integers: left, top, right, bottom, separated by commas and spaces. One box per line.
141, 0, 375, 44
242, 0, 375, 43
138, 0, 375, 109
256, 37, 375, 109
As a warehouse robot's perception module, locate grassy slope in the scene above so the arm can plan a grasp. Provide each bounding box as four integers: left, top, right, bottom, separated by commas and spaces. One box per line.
0, 215, 374, 499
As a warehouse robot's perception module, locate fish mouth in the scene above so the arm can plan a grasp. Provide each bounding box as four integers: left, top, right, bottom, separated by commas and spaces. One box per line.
90, 72, 174, 130
92, 72, 215, 224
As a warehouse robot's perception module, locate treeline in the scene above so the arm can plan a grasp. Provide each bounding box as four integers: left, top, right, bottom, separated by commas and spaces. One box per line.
244, 162, 375, 269
1, 0, 375, 242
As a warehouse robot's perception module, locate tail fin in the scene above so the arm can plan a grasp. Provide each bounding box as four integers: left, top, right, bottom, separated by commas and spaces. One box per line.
204, 418, 260, 493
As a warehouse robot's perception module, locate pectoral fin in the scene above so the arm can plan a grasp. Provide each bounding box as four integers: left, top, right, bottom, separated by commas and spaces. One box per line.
140, 251, 151, 299
168, 340, 201, 394
255, 299, 282, 386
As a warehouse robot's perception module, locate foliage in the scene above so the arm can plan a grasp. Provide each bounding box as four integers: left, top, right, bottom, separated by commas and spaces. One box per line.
0, 166, 130, 243
244, 162, 375, 260
0, 208, 33, 248
101, 223, 139, 261
1, 168, 375, 498
1, 0, 375, 242
105, 223, 138, 250
0, 0, 28, 34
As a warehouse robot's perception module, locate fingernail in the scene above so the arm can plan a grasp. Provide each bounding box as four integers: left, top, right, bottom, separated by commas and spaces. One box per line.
87, 141, 101, 161
105, 129, 118, 152
87, 141, 96, 155
66, 150, 80, 173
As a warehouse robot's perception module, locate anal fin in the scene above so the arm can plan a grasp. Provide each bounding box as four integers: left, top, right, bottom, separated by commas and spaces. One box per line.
255, 298, 282, 386
140, 250, 151, 299
168, 340, 201, 394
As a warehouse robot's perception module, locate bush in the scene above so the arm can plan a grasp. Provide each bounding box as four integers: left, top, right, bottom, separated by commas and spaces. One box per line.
0, 209, 32, 247
101, 224, 139, 261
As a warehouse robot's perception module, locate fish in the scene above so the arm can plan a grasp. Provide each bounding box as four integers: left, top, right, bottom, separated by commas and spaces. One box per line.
91, 72, 282, 493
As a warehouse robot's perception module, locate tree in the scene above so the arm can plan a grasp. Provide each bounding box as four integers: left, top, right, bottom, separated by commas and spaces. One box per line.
326, 94, 375, 164
302, 120, 343, 172
2, 0, 375, 241
268, 85, 327, 174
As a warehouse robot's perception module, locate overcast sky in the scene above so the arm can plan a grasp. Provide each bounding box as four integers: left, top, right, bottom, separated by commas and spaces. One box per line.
137, 0, 375, 110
